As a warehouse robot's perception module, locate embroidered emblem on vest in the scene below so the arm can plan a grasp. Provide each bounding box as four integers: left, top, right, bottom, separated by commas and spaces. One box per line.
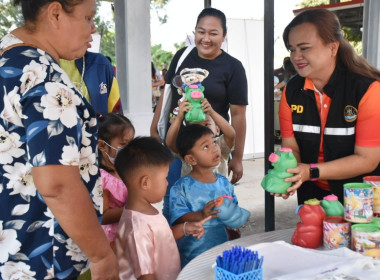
291, 104, 304, 113
99, 82, 107, 94
344, 105, 358, 122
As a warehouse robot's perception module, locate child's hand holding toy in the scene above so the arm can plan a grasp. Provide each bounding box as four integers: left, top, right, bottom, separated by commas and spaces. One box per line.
201, 98, 213, 115
177, 98, 191, 119
201, 199, 221, 219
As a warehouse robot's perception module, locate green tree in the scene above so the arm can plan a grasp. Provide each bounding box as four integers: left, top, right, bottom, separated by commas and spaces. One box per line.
342, 26, 362, 55
0, 0, 23, 38
174, 41, 186, 51
151, 41, 186, 70
95, 2, 116, 63
98, 0, 173, 66
151, 44, 173, 70
151, 0, 170, 24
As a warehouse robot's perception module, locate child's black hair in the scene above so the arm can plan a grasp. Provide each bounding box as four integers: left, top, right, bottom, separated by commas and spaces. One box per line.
98, 113, 134, 172
115, 137, 173, 184
176, 124, 214, 159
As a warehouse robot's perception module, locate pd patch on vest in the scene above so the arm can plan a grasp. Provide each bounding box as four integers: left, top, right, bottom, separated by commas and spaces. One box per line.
344, 105, 358, 122
291, 104, 304, 113
99, 82, 107, 94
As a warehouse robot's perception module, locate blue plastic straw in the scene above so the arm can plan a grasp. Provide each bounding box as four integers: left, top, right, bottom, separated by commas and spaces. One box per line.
215, 246, 263, 274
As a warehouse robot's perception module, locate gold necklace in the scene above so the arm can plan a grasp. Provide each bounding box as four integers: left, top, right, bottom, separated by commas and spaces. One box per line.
78, 56, 86, 93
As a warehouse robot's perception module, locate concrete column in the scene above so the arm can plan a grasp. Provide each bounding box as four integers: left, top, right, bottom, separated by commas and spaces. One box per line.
362, 0, 380, 69
114, 0, 153, 136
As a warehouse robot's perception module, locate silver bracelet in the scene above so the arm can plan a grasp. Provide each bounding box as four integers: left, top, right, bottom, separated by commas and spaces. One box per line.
183, 221, 189, 236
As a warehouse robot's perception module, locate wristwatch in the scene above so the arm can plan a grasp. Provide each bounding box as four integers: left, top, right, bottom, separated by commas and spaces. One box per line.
309, 163, 319, 181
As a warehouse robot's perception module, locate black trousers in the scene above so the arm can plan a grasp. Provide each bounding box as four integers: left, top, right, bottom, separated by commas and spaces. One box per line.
296, 181, 332, 205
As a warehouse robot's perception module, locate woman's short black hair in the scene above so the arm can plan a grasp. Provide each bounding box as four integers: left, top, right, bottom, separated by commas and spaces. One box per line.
196, 7, 227, 36
176, 124, 214, 159
14, 0, 83, 23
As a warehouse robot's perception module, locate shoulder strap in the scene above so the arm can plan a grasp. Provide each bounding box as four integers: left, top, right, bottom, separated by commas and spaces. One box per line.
175, 45, 195, 72
0, 43, 27, 56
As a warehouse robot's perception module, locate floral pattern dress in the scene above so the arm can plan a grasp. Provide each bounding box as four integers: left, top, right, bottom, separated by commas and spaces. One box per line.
0, 34, 102, 279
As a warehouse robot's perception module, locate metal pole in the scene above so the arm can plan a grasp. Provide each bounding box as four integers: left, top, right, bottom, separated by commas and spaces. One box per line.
204, 0, 211, 8
363, 0, 380, 69
264, 0, 275, 232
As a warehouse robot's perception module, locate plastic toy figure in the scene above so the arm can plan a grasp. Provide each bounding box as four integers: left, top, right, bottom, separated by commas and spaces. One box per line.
261, 147, 297, 194
178, 68, 209, 123
292, 198, 326, 249
321, 194, 345, 217
213, 195, 250, 229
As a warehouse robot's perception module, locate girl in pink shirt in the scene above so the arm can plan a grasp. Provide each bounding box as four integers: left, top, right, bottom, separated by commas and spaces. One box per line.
98, 113, 135, 250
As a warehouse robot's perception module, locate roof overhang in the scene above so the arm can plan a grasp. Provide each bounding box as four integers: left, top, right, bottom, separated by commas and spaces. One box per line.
293, 0, 364, 33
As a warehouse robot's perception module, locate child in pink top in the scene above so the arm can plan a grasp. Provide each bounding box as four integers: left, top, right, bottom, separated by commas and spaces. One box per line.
98, 113, 135, 250
114, 137, 211, 280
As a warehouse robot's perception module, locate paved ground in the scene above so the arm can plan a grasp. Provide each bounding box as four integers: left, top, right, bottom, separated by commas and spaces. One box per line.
157, 158, 300, 236
234, 158, 299, 236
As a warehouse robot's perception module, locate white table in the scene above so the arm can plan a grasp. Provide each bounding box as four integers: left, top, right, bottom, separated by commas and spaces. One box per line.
177, 228, 294, 280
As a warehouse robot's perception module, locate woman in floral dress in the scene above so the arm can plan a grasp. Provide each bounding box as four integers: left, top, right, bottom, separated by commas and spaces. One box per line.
0, 0, 118, 279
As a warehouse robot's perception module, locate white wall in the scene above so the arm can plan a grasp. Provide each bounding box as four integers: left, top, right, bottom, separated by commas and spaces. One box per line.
226, 19, 265, 158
